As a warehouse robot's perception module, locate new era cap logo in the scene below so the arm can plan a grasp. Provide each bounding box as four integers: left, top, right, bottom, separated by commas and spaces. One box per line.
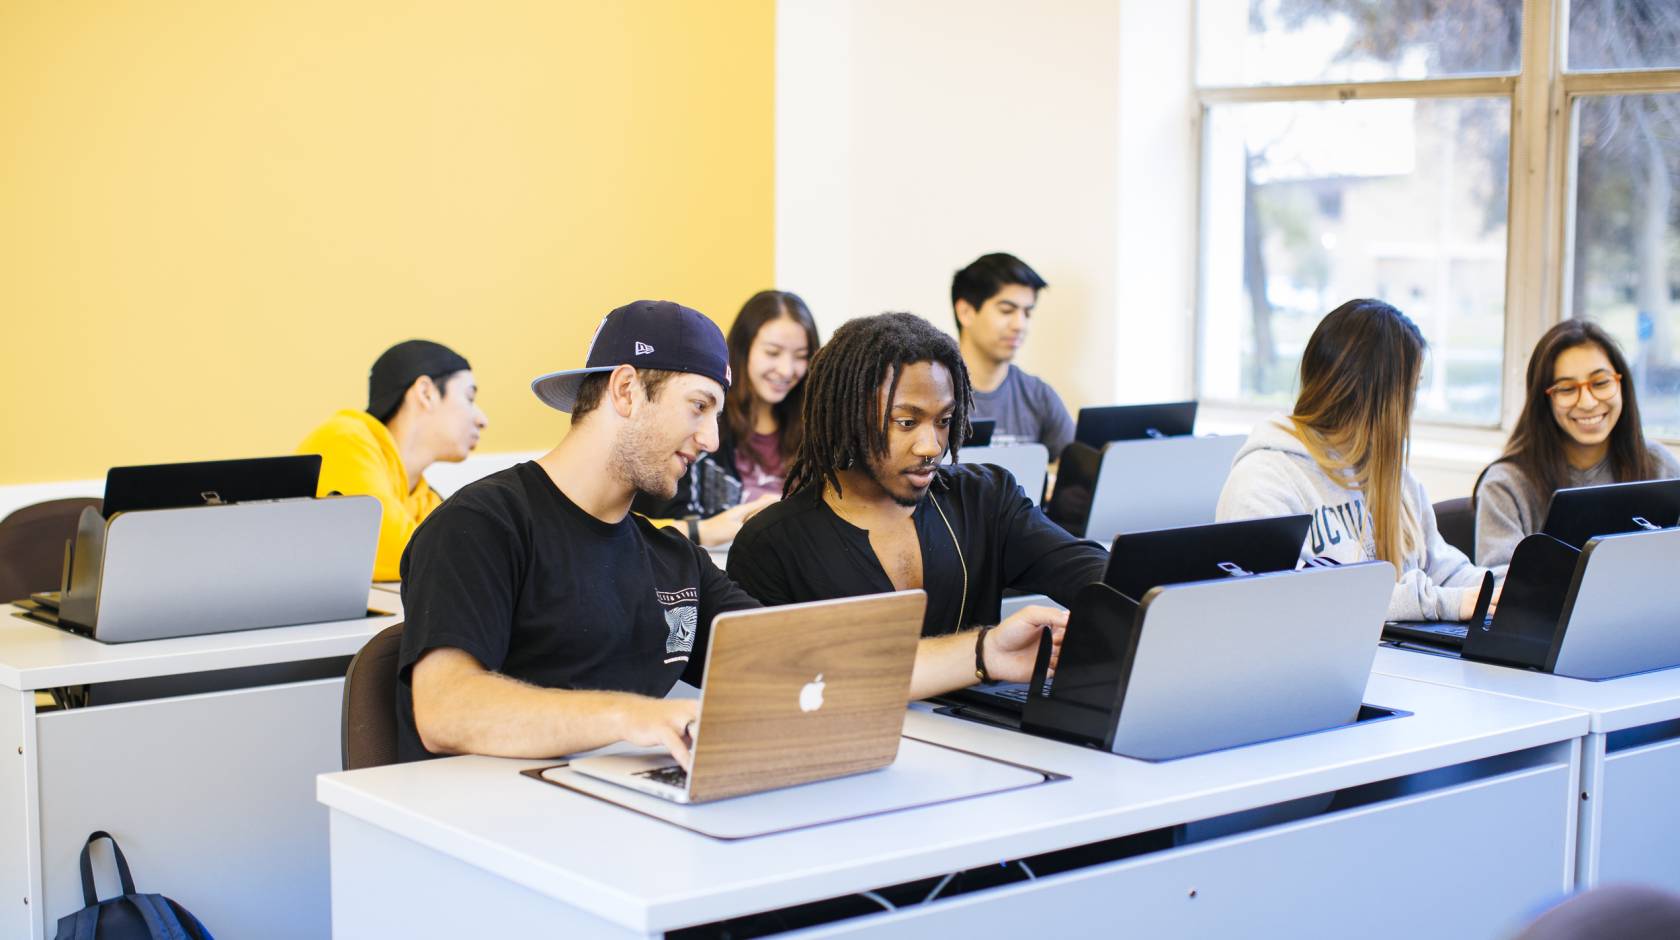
634, 341, 656, 356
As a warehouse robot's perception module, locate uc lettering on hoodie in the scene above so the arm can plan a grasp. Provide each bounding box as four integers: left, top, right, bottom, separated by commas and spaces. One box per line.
1309, 499, 1368, 555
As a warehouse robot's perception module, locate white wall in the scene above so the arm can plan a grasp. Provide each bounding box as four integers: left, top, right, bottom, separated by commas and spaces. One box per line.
778, 0, 1143, 414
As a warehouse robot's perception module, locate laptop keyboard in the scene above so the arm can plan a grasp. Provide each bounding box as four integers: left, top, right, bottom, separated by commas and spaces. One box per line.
989, 685, 1033, 703
971, 678, 1053, 704
634, 765, 689, 789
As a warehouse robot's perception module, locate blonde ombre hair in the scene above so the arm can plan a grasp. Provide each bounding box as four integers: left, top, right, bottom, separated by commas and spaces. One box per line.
1287, 299, 1427, 574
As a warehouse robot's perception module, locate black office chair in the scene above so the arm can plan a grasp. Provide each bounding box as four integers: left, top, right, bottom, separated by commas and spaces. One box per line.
342, 622, 405, 771
0, 497, 101, 603
1432, 496, 1475, 561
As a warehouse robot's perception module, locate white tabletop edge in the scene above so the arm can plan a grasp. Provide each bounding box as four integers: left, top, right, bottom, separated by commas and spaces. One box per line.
1372, 646, 1680, 734
0, 588, 400, 691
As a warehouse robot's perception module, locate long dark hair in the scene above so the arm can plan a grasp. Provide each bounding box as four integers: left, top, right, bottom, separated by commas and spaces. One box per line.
724, 291, 821, 471
785, 312, 972, 498
1490, 319, 1653, 500
1288, 299, 1428, 569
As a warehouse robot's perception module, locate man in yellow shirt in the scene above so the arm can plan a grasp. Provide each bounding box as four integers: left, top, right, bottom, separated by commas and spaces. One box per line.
298, 340, 488, 581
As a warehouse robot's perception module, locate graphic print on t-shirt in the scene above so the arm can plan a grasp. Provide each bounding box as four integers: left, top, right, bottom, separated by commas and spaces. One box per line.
658, 587, 699, 663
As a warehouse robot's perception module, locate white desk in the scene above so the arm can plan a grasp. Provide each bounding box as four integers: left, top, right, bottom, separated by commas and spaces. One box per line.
1373, 645, 1680, 890
0, 590, 400, 939
320, 674, 1586, 938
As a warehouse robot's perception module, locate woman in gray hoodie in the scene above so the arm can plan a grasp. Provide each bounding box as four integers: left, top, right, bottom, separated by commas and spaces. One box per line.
1474, 320, 1680, 571
1216, 299, 1491, 622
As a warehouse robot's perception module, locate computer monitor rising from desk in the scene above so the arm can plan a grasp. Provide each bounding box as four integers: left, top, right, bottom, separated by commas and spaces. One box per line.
102, 455, 322, 516
1104, 514, 1311, 602
1073, 401, 1197, 449
964, 419, 996, 447
1540, 478, 1680, 550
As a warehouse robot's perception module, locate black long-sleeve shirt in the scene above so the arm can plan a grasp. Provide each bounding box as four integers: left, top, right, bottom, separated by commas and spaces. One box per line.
729, 463, 1109, 636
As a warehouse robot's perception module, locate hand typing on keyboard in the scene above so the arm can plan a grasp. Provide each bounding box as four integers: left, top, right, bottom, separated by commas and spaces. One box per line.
636, 765, 690, 789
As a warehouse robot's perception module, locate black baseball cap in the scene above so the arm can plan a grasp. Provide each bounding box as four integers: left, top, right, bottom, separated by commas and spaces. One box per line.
367, 340, 472, 420
531, 300, 730, 412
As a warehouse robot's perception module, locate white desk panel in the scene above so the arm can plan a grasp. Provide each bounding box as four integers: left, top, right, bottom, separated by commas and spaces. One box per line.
0, 592, 399, 939
320, 674, 1586, 936
1373, 645, 1680, 889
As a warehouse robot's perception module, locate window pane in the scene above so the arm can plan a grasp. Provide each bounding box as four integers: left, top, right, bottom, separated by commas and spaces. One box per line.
1199, 97, 1509, 425
1197, 0, 1520, 87
1571, 93, 1680, 438
1569, 0, 1680, 72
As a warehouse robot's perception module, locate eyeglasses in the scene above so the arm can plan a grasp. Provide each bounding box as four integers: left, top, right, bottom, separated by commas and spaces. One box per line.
1546, 371, 1621, 407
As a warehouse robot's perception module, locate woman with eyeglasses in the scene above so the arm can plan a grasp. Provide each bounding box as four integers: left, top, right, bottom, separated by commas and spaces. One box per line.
1217, 298, 1491, 622
1474, 320, 1680, 570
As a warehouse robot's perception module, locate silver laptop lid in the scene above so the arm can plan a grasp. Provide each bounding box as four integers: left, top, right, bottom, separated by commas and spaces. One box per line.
87, 496, 380, 642
954, 443, 1050, 506
1552, 527, 1680, 680
683, 590, 926, 802
1084, 435, 1245, 546
1110, 560, 1394, 760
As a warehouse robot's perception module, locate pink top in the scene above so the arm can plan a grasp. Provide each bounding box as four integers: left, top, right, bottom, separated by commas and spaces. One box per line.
734, 431, 786, 502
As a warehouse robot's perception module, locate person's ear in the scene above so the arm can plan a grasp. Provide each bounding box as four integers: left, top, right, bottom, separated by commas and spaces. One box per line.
409, 375, 438, 412
607, 364, 641, 419
954, 299, 977, 331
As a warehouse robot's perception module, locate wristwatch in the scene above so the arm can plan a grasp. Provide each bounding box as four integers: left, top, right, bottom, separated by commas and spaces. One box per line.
684, 514, 701, 542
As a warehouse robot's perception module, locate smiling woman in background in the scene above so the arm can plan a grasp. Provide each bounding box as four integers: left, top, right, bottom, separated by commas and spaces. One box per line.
633, 290, 821, 546
1474, 320, 1680, 570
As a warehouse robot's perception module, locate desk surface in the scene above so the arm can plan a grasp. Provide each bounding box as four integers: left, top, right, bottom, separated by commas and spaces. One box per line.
1373, 646, 1680, 734
317, 673, 1586, 934
0, 588, 401, 690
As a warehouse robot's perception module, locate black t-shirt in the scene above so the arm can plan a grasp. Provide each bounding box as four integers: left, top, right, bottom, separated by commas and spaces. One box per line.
728, 464, 1109, 637
395, 461, 759, 763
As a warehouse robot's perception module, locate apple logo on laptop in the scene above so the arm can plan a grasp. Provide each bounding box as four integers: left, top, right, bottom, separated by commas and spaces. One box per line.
799, 674, 825, 713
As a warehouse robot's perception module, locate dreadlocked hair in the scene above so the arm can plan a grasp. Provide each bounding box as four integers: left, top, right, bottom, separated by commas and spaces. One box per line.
784, 312, 973, 499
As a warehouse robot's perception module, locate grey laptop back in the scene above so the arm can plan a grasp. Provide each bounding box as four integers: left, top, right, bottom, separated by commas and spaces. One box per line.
1111, 561, 1394, 760
955, 443, 1050, 507
1084, 435, 1245, 546
63, 497, 381, 642
1552, 527, 1680, 680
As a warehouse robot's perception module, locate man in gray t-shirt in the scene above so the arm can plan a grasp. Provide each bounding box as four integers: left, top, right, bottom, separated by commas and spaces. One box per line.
952, 252, 1075, 460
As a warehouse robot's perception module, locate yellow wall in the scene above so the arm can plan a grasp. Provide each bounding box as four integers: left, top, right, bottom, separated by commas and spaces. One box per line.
0, 0, 774, 484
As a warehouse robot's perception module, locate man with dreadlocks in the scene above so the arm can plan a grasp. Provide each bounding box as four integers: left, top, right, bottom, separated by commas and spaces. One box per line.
396, 301, 1065, 771
729, 312, 1107, 640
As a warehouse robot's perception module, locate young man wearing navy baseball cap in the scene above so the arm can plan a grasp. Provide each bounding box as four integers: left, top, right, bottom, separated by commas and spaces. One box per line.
395, 300, 1067, 768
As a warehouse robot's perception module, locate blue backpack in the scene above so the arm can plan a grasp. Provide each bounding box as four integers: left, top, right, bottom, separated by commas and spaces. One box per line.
53, 832, 213, 940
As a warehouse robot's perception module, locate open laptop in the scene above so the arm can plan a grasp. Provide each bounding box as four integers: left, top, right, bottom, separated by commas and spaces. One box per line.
1382, 571, 1495, 650
942, 515, 1310, 720
1540, 478, 1680, 550
569, 590, 926, 804
102, 455, 321, 517
1073, 401, 1197, 449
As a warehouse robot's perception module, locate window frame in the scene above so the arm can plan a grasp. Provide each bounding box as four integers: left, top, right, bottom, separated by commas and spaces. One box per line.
1190, 0, 1680, 444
